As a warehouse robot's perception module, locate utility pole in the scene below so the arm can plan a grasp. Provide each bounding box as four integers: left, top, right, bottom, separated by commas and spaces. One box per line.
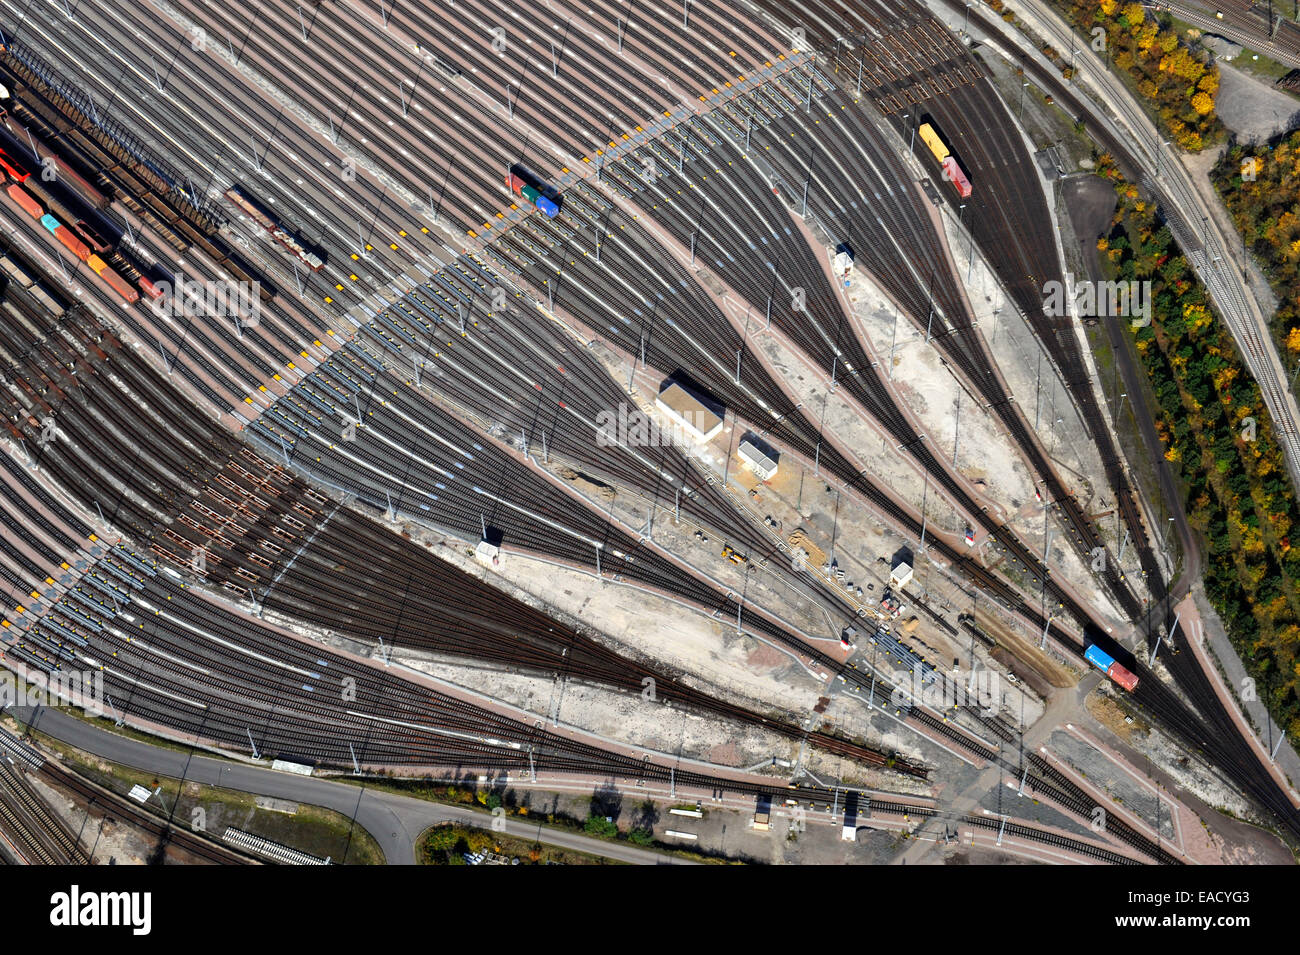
801, 149, 815, 219
952, 392, 961, 467
551, 19, 572, 78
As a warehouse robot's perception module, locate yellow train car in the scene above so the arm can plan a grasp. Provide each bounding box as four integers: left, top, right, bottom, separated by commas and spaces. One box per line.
918, 122, 949, 162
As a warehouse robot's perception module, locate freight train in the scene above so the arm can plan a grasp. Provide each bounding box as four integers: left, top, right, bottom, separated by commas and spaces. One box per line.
2, 114, 109, 210
224, 184, 325, 271
1084, 642, 1139, 691
0, 92, 251, 306
2, 180, 139, 303
506, 165, 559, 217
0, 145, 29, 182
917, 120, 972, 199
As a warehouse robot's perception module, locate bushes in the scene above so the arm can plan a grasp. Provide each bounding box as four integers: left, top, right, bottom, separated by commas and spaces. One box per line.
583, 815, 619, 838
1212, 134, 1300, 365
1055, 0, 1225, 150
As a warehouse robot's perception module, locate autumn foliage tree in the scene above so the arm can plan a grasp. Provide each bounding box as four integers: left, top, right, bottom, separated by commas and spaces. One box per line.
1213, 133, 1300, 368
1057, 0, 1224, 149
1095, 154, 1300, 737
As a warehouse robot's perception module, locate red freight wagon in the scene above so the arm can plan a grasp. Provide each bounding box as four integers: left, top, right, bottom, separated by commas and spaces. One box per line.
88, 253, 140, 303
1108, 662, 1139, 692
0, 147, 30, 182
99, 265, 140, 304
53, 225, 91, 262
506, 172, 525, 195
6, 182, 42, 218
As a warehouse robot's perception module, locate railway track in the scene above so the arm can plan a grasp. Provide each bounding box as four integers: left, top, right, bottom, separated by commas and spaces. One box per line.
1, 280, 1221, 858
0, 760, 85, 863
7, 0, 1118, 670
0, 286, 942, 778
0, 0, 1289, 857
31, 755, 254, 864
2, 280, 1184, 863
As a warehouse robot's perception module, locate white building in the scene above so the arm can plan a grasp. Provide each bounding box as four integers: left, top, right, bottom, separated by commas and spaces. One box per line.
737, 433, 779, 481
475, 540, 501, 568
655, 381, 724, 443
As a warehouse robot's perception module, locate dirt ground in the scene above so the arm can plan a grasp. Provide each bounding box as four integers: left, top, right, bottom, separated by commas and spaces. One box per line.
1214, 63, 1300, 143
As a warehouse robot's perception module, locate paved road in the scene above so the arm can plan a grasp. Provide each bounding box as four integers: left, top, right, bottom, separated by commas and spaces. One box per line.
1060, 176, 1202, 600
11, 707, 692, 865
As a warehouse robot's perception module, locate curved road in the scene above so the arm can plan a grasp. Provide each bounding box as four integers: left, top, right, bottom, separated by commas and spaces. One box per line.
1062, 176, 1203, 601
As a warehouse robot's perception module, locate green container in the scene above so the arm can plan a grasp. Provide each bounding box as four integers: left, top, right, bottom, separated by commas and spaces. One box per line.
521, 184, 541, 203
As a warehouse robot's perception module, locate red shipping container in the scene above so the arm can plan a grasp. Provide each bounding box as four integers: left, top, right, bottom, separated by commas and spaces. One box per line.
6, 183, 42, 219
1108, 662, 1139, 692
99, 264, 140, 304
54, 225, 91, 262
506, 173, 524, 196
0, 147, 30, 182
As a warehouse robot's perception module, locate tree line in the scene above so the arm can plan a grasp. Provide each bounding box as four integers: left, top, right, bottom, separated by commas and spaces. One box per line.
1096, 153, 1299, 738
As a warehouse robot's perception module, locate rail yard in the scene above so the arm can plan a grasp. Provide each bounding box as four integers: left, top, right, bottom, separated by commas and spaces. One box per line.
0, 0, 1294, 907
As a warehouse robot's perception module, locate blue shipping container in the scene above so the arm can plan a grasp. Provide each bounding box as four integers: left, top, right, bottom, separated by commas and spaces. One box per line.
40, 213, 60, 234
535, 195, 559, 217
1084, 644, 1115, 673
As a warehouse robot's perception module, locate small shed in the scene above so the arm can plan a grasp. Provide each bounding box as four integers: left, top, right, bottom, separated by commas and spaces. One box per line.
737, 431, 779, 481
475, 540, 501, 568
